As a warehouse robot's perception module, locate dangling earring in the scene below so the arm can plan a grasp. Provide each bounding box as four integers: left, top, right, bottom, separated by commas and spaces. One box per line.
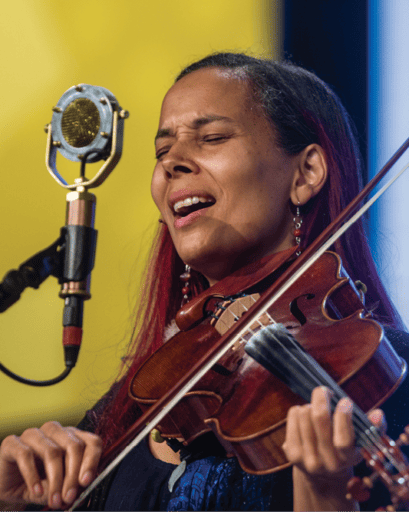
180, 264, 191, 306
293, 204, 303, 256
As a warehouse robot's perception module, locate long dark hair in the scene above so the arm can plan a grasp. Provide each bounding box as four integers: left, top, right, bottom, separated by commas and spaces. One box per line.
95, 52, 403, 449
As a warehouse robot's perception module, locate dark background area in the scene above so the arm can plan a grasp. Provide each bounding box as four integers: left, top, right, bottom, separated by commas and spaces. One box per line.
283, 1, 368, 180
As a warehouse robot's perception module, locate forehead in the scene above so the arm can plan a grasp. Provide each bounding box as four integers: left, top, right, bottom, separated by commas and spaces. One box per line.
158, 67, 257, 127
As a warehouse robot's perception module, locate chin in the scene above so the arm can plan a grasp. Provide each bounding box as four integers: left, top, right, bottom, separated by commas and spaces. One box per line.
173, 232, 252, 279
174, 236, 214, 265
182, 248, 240, 283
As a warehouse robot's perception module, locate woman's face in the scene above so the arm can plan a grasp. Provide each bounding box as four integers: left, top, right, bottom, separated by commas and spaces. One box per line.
151, 67, 302, 284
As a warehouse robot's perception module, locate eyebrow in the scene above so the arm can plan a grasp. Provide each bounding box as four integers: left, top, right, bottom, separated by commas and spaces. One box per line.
155, 115, 235, 142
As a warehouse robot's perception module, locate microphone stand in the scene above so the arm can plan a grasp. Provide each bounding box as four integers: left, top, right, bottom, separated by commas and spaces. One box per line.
0, 208, 97, 387
0, 236, 64, 314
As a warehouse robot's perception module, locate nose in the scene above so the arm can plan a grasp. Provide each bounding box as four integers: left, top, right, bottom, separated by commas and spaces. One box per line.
161, 144, 200, 179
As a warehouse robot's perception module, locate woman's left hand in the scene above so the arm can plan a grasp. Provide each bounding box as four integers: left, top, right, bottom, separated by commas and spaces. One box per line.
283, 386, 385, 511
283, 386, 362, 475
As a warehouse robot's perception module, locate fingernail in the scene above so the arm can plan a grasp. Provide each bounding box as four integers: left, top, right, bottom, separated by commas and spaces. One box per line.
33, 483, 43, 496
319, 386, 333, 395
370, 409, 383, 425
338, 397, 353, 413
65, 488, 77, 504
51, 492, 62, 509
81, 470, 93, 486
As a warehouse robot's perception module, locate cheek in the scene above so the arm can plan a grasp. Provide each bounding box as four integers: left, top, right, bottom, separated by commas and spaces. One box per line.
150, 169, 164, 211
226, 171, 293, 233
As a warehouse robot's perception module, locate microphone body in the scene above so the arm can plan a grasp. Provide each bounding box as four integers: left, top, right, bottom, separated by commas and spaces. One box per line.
60, 187, 97, 367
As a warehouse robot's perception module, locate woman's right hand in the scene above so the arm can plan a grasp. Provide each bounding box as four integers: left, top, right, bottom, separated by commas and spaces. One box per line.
0, 421, 102, 509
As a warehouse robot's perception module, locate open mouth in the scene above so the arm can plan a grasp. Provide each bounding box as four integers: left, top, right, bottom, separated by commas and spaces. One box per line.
173, 196, 216, 218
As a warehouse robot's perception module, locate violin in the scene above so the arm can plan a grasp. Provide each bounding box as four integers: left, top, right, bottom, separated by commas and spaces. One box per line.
130, 250, 406, 475
69, 136, 409, 511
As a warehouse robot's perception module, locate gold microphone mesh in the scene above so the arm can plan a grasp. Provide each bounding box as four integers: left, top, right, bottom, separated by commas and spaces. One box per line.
61, 98, 101, 147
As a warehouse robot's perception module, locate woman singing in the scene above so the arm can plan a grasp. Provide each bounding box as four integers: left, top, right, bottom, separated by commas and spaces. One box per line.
0, 52, 408, 511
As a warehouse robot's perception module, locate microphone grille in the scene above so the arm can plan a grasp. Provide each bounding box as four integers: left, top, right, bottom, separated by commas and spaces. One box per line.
61, 98, 101, 148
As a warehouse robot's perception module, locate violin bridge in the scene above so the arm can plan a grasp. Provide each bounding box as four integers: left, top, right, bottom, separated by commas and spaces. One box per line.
212, 293, 271, 337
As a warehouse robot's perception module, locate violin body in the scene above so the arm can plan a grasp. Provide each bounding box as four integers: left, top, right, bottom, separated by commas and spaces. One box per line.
130, 252, 406, 475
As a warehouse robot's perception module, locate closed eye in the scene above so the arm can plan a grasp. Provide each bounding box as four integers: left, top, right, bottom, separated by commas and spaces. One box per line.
156, 135, 230, 159
202, 134, 231, 143
155, 146, 170, 160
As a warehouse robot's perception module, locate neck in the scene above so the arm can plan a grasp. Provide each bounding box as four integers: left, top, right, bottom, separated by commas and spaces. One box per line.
198, 244, 298, 286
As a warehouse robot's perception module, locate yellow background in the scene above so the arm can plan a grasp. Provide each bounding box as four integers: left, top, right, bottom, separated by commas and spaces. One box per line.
0, 0, 280, 439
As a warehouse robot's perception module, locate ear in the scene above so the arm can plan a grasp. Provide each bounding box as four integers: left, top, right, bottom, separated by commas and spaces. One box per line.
290, 144, 328, 206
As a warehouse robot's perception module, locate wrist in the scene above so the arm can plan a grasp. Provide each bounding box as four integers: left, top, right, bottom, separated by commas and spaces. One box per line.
297, 465, 354, 485
292, 466, 358, 512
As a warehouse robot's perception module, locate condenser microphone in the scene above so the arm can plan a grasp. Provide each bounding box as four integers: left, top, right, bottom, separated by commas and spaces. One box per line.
46, 84, 129, 369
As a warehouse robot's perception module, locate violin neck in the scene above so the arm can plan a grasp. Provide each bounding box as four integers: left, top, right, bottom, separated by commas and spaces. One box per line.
244, 323, 375, 448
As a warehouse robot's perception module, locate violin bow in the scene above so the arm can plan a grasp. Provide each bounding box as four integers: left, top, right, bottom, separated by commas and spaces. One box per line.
69, 136, 409, 511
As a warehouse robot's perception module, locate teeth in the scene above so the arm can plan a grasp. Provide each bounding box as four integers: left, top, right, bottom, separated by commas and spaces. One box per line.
173, 196, 213, 213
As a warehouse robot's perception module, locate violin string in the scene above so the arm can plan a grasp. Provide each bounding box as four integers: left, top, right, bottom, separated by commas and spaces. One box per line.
215, 306, 257, 338
276, 338, 400, 465
279, 343, 405, 470
214, 298, 404, 473
224, 297, 277, 345
243, 298, 407, 469
234, 297, 403, 471
247, 295, 277, 325
270, 338, 400, 468
212, 304, 382, 458
214, 295, 268, 341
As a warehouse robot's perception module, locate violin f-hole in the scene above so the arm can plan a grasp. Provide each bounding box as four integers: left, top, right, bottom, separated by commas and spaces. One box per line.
289, 293, 315, 326
212, 363, 234, 376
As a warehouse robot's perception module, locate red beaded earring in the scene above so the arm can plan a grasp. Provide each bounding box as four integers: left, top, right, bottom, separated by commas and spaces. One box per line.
180, 264, 191, 306
293, 205, 303, 256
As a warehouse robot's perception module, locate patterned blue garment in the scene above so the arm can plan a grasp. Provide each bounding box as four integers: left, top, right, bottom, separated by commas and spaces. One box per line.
168, 456, 293, 511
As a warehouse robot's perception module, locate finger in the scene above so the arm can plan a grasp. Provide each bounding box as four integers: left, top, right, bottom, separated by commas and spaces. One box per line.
368, 409, 387, 433
68, 429, 103, 488
297, 399, 322, 473
39, 423, 102, 504
332, 397, 359, 465
310, 387, 339, 472
0, 434, 45, 503
283, 405, 303, 463
20, 428, 64, 509
40, 423, 87, 505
